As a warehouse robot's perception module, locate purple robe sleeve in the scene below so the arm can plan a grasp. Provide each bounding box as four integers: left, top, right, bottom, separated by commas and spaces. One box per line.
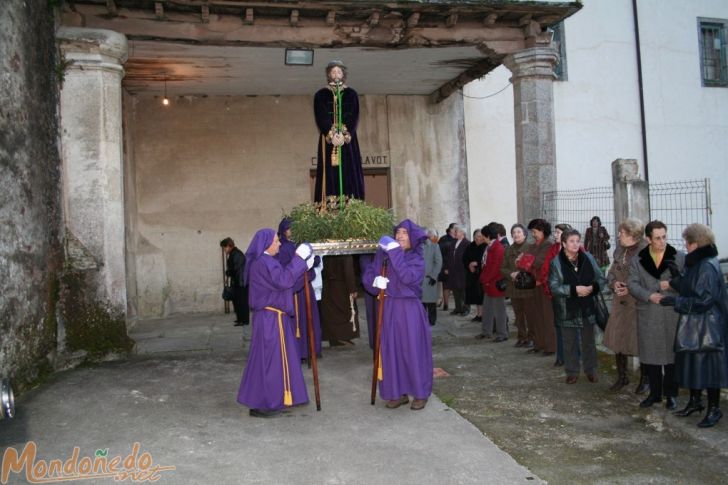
362, 250, 386, 293
342, 88, 359, 133
292, 267, 316, 292
314, 89, 333, 135
266, 256, 308, 290
388, 247, 425, 287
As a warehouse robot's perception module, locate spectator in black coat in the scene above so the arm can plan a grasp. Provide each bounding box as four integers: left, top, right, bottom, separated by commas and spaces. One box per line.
221, 237, 249, 326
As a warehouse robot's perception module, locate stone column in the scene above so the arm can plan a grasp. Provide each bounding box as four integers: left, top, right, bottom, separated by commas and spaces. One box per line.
612, 158, 650, 371
503, 47, 559, 225
612, 158, 650, 229
57, 27, 128, 316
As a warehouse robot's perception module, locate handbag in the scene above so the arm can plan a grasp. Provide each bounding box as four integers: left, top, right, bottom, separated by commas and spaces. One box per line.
495, 278, 508, 292
594, 291, 609, 331
222, 286, 234, 301
674, 310, 724, 353
514, 270, 536, 290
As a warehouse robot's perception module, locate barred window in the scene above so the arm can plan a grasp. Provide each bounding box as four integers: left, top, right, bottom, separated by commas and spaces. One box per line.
550, 21, 567, 81
698, 18, 728, 87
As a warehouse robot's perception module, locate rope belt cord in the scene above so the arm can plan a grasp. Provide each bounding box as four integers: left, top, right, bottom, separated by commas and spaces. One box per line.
265, 306, 293, 406
294, 293, 301, 338
377, 295, 384, 381
376, 293, 383, 381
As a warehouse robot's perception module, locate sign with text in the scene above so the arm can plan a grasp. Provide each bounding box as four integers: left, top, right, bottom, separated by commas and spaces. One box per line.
310, 154, 390, 168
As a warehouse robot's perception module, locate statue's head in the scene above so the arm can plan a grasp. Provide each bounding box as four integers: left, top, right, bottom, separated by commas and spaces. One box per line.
326, 60, 347, 83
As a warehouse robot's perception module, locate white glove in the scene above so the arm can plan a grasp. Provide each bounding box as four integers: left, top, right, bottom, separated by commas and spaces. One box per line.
295, 243, 312, 261
378, 236, 399, 252
372, 276, 389, 290
306, 257, 315, 270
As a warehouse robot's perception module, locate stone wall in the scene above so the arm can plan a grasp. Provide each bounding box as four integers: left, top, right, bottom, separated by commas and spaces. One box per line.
126, 93, 468, 318
0, 0, 63, 385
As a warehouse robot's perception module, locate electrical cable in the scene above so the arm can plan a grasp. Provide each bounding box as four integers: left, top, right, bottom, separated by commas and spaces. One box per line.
461, 83, 512, 100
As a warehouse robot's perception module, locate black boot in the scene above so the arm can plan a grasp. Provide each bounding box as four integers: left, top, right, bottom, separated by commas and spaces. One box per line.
674, 389, 705, 417
698, 407, 723, 428
610, 354, 629, 391
634, 363, 650, 395
698, 389, 722, 428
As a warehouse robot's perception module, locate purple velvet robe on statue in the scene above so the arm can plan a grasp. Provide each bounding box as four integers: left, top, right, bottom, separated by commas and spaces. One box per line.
362, 219, 433, 401
276, 219, 322, 358
313, 86, 365, 202
237, 229, 309, 411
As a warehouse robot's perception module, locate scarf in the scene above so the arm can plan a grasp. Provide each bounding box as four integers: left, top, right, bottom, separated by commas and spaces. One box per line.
638, 244, 677, 280
559, 249, 597, 318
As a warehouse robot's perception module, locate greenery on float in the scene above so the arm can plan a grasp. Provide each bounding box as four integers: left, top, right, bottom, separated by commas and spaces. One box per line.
288, 196, 394, 243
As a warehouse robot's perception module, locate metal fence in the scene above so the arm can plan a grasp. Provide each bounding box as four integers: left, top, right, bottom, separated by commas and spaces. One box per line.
541, 185, 614, 239
649, 179, 712, 247
541, 179, 712, 249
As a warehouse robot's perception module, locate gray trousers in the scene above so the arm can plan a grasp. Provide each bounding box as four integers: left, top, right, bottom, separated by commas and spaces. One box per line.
563, 321, 597, 377
482, 295, 508, 339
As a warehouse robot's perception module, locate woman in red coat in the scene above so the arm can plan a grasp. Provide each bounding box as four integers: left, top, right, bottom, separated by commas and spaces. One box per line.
477, 224, 508, 342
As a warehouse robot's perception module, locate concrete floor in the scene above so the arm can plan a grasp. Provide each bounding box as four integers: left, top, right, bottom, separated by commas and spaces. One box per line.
4, 300, 728, 484
0, 309, 540, 485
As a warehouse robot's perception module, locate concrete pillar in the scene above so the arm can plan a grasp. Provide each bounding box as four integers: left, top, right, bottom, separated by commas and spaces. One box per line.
57, 27, 128, 315
612, 158, 650, 229
612, 158, 649, 371
503, 46, 559, 225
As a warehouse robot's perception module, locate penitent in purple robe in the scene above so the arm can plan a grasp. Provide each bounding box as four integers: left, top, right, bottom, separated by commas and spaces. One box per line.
237, 229, 309, 411
276, 219, 322, 359
362, 219, 433, 401
313, 86, 364, 202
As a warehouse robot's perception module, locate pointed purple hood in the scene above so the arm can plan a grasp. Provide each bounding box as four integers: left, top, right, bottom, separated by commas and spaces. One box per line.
244, 228, 275, 285
395, 219, 427, 254
278, 217, 292, 243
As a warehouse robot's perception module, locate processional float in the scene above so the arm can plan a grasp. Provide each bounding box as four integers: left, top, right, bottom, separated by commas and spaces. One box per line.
294, 78, 392, 411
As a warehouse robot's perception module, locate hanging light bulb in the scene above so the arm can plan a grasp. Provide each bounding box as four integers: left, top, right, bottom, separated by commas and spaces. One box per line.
162, 75, 169, 106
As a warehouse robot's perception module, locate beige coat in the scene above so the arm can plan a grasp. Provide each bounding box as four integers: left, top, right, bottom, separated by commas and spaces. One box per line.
603, 240, 647, 356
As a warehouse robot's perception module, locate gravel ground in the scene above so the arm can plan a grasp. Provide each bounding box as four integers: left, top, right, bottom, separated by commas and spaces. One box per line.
430, 301, 728, 484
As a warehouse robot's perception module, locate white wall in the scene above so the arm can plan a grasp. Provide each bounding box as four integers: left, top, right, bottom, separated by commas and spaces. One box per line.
638, 0, 728, 252
464, 66, 517, 230
465, 0, 728, 252
553, 0, 643, 190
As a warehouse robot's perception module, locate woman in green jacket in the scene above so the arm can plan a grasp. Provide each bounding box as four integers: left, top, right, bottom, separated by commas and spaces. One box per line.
549, 229, 607, 384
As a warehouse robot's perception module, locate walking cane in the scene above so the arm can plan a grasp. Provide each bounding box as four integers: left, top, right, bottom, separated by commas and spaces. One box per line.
370, 259, 388, 405
221, 248, 230, 314
303, 271, 322, 411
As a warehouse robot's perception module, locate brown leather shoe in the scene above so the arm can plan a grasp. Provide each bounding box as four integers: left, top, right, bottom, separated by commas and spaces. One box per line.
410, 398, 428, 411
586, 374, 598, 383
565, 376, 578, 384
385, 395, 409, 409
